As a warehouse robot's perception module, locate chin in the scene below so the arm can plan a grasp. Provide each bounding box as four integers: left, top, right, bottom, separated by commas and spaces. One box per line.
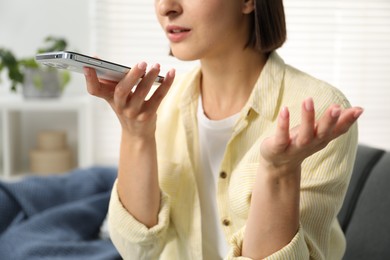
170, 46, 200, 61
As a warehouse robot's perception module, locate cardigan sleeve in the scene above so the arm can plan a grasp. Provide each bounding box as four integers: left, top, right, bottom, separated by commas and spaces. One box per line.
225, 122, 358, 260
227, 225, 310, 259
108, 180, 172, 260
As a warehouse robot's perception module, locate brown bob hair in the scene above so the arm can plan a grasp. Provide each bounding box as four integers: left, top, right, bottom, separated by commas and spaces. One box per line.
247, 0, 287, 53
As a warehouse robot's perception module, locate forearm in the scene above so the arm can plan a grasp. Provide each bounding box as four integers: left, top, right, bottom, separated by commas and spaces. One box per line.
84, 62, 175, 228
242, 165, 300, 259
117, 132, 160, 228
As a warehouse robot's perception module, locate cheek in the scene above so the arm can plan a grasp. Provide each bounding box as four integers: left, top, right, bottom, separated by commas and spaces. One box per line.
202, 11, 246, 46
198, 0, 240, 29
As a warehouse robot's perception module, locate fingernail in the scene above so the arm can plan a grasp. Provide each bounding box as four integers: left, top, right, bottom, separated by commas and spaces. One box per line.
331, 107, 341, 118
153, 63, 160, 70
305, 98, 314, 111
354, 108, 364, 118
83, 67, 90, 76
137, 62, 147, 70
168, 68, 175, 77
281, 106, 289, 119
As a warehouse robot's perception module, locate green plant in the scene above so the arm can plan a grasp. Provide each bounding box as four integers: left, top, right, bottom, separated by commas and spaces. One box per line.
0, 36, 70, 92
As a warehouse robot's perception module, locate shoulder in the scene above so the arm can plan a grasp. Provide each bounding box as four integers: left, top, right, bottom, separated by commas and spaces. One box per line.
282, 62, 351, 110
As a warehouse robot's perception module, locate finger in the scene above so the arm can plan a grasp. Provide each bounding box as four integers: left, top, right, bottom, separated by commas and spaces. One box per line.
114, 62, 147, 109
297, 98, 315, 146
332, 107, 364, 137
315, 104, 341, 140
273, 106, 290, 152
99, 78, 119, 85
146, 68, 176, 113
131, 63, 161, 111
84, 67, 104, 97
84, 67, 117, 100
119, 61, 148, 87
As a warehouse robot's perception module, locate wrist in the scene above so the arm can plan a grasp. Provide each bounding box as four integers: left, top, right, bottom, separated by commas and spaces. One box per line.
258, 156, 301, 180
121, 130, 155, 146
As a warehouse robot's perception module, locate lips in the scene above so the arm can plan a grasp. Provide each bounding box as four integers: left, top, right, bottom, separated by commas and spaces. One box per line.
166, 25, 191, 43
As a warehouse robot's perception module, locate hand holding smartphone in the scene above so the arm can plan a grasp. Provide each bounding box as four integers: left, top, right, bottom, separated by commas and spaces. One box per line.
35, 51, 164, 84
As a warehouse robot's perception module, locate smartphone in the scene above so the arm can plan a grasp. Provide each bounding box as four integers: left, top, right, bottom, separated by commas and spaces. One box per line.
35, 51, 164, 84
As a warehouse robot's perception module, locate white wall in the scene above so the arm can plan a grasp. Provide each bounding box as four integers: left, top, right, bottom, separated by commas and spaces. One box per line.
0, 0, 91, 173
0, 0, 90, 96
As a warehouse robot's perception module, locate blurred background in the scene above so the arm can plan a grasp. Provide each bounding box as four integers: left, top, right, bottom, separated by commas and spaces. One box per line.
0, 0, 389, 178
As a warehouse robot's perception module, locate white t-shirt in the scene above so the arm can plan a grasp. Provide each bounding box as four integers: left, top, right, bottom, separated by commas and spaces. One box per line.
196, 96, 240, 259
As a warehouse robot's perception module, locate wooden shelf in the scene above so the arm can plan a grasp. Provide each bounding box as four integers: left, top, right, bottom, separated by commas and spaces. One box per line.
0, 94, 93, 179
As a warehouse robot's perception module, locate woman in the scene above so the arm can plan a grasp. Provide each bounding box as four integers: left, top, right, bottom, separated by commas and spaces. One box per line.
84, 0, 363, 259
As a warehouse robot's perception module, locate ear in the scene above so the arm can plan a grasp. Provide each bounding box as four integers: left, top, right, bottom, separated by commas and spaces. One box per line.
242, 0, 255, 14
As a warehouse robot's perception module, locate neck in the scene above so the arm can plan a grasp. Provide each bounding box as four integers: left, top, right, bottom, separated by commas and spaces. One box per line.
199, 49, 268, 120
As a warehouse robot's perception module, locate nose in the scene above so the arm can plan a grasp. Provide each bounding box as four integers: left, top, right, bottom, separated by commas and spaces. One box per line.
156, 0, 182, 18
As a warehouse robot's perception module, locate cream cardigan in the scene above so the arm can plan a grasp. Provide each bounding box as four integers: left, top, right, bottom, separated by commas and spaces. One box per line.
108, 52, 358, 260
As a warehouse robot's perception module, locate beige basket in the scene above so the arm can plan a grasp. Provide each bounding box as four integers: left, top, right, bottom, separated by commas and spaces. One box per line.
29, 130, 73, 175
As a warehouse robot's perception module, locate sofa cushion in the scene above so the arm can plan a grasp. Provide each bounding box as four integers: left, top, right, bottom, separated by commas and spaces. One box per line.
338, 145, 385, 231
343, 147, 390, 259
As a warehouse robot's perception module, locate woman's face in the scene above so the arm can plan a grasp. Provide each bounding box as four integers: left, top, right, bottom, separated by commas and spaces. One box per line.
154, 0, 253, 61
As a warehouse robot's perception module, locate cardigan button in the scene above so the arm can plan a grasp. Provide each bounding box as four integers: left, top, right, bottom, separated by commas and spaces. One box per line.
222, 219, 231, 226
220, 171, 227, 179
